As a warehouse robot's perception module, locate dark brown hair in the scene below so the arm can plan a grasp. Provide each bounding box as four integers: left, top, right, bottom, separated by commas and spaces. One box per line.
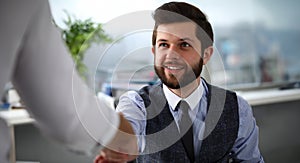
152, 2, 214, 50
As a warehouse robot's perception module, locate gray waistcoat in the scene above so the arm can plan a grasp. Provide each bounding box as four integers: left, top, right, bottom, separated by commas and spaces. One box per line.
135, 81, 239, 163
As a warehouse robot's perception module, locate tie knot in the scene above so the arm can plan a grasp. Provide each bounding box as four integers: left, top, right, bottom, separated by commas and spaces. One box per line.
178, 100, 190, 113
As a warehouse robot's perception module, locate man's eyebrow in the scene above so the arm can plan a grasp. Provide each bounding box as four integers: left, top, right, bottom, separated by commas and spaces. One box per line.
157, 38, 194, 42
180, 37, 195, 42
157, 39, 168, 42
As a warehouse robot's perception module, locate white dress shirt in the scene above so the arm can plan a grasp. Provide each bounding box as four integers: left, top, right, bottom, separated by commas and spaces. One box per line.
162, 83, 204, 130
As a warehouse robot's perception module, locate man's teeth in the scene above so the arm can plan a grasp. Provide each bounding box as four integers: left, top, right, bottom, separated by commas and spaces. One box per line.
167, 66, 181, 70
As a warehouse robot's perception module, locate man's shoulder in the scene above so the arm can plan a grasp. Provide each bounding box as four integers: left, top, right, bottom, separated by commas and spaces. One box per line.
138, 83, 163, 95
203, 80, 237, 97
137, 83, 165, 108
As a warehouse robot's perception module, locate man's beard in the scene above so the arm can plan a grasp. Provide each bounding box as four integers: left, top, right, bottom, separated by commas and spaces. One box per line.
155, 58, 203, 89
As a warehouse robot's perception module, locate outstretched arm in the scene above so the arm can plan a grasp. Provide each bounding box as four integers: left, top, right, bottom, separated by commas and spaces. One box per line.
95, 113, 138, 163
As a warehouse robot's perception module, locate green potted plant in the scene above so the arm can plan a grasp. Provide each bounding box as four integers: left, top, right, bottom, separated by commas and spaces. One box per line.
60, 12, 112, 79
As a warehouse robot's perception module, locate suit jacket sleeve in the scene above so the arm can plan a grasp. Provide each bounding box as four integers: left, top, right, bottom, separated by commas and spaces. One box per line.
1, 0, 119, 155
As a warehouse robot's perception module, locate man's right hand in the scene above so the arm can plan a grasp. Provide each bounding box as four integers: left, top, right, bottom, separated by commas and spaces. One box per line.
95, 113, 138, 162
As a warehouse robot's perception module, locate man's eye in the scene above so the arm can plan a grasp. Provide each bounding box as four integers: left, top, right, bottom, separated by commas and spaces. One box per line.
181, 42, 191, 47
158, 43, 168, 47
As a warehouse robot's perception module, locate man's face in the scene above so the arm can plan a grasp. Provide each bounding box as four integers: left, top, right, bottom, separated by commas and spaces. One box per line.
153, 22, 204, 89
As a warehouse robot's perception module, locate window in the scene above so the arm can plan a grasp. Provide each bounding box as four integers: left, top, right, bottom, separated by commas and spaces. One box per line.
50, 0, 300, 92
205, 0, 300, 90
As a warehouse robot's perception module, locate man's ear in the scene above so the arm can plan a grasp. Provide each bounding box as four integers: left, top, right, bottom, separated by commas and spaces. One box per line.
152, 46, 155, 55
202, 46, 213, 65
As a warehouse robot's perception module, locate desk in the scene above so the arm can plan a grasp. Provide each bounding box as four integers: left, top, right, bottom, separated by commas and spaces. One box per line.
237, 88, 300, 106
1, 88, 299, 162
0, 109, 34, 163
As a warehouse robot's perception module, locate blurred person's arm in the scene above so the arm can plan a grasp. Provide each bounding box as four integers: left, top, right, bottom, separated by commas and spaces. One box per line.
1, 0, 137, 157
95, 113, 138, 163
95, 91, 146, 162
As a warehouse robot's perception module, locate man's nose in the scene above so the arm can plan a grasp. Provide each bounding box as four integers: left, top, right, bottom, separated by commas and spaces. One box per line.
166, 45, 180, 59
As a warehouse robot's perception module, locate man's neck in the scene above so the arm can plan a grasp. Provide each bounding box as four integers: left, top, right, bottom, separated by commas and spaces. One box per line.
169, 78, 201, 98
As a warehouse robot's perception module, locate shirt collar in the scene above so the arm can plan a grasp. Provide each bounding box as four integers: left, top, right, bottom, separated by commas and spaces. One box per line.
163, 80, 204, 111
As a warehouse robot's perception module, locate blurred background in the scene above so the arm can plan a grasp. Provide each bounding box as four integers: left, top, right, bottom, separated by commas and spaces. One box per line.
9, 0, 300, 162
49, 0, 300, 94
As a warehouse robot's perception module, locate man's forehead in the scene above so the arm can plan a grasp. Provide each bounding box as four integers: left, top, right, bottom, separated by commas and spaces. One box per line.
156, 22, 198, 41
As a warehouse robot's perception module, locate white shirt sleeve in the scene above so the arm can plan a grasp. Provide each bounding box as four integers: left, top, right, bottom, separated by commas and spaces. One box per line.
4, 0, 119, 155
116, 91, 146, 152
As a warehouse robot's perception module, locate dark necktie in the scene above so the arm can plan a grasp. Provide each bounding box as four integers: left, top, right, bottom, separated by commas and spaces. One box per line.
178, 100, 195, 163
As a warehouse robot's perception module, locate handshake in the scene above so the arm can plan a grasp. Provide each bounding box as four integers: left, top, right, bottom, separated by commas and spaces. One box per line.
94, 113, 138, 163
